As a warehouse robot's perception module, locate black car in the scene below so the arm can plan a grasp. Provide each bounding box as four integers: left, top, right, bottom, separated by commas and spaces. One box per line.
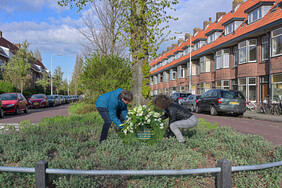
196, 89, 246, 116
182, 94, 202, 112
47, 95, 57, 107
170, 92, 191, 104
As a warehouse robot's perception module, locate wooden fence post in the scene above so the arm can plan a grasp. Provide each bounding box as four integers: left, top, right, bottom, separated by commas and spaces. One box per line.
35, 161, 49, 188
216, 159, 232, 188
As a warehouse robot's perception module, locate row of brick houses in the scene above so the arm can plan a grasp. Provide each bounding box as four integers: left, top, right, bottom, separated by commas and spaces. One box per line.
0, 31, 48, 88
149, 0, 282, 103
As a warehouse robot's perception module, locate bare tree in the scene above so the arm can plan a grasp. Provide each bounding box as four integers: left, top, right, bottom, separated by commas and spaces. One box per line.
78, 0, 127, 58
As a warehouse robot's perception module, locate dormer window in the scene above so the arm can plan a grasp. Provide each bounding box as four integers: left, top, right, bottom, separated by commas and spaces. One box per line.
175, 51, 183, 60
162, 59, 168, 66
245, 2, 274, 24
222, 18, 245, 35
168, 55, 175, 63
183, 45, 193, 56
193, 39, 206, 51
206, 29, 223, 44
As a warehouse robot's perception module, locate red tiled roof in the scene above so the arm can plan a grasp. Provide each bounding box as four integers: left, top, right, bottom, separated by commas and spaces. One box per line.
0, 37, 19, 55
151, 0, 281, 75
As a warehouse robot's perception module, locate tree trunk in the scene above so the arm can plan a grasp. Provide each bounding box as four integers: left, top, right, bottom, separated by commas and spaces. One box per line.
131, 0, 150, 106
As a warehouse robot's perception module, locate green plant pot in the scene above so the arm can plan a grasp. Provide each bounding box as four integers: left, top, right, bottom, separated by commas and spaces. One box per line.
137, 128, 154, 140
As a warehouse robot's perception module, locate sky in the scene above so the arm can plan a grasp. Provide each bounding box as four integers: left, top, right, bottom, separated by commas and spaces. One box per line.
0, 0, 236, 81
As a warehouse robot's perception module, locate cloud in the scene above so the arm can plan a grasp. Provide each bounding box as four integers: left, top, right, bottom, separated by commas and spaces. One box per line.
0, 0, 67, 13
1, 18, 86, 55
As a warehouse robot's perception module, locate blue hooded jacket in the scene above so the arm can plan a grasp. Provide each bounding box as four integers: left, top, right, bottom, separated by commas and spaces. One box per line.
96, 88, 128, 129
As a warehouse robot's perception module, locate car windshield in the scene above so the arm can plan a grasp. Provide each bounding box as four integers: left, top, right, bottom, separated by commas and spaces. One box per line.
47, 96, 53, 99
221, 91, 244, 99
180, 93, 189, 97
0, 94, 17, 100
31, 95, 45, 99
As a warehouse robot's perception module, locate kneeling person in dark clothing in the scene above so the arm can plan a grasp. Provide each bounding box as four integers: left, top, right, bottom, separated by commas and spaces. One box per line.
153, 94, 198, 143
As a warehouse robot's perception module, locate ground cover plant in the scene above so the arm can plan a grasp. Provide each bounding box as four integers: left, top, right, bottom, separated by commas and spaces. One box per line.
0, 103, 281, 187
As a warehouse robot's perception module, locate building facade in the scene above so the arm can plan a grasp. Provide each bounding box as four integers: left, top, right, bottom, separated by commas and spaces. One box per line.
149, 0, 282, 103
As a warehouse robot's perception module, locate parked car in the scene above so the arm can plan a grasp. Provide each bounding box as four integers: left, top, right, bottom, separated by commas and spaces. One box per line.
60, 95, 66, 104
0, 99, 4, 118
195, 89, 246, 116
53, 95, 61, 105
183, 94, 202, 112
170, 92, 191, 104
30, 94, 49, 108
0, 93, 28, 115
47, 95, 57, 107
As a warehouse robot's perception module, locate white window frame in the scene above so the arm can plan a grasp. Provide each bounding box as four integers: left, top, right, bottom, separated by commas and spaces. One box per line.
239, 39, 257, 64
233, 46, 239, 67
271, 27, 282, 57
216, 49, 230, 69
170, 69, 176, 80
177, 65, 185, 78
199, 56, 211, 73
262, 36, 269, 61
248, 7, 262, 24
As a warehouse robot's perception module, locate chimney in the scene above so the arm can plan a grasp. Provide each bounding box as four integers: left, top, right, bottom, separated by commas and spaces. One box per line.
216, 12, 226, 22
193, 28, 201, 35
172, 43, 177, 48
15, 43, 21, 49
167, 47, 172, 51
185, 33, 191, 40
203, 18, 212, 29
178, 38, 184, 45
0, 31, 2, 37
162, 51, 166, 55
233, 0, 244, 12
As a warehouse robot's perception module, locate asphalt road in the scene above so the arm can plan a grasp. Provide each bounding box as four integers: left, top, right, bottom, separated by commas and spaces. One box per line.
0, 104, 281, 146
0, 104, 70, 124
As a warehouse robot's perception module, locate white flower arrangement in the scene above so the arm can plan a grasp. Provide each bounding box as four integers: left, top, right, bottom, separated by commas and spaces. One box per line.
122, 105, 164, 135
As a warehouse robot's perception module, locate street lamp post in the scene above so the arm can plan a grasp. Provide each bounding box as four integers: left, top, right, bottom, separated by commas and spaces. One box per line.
51, 54, 62, 95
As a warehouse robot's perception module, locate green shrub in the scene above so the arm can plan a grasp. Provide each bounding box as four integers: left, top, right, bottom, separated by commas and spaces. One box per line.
0, 80, 17, 94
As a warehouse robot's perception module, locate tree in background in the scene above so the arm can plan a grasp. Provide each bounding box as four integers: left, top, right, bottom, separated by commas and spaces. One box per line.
35, 71, 50, 94
33, 49, 42, 62
58, 0, 178, 106
70, 54, 84, 95
2, 41, 33, 93
80, 51, 131, 101
61, 79, 69, 95
53, 66, 64, 94
78, 0, 127, 58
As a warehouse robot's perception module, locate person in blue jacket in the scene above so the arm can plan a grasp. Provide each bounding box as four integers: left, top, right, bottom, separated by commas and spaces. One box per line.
96, 88, 133, 143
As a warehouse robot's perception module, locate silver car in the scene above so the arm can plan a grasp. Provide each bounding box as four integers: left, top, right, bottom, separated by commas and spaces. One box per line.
183, 94, 202, 112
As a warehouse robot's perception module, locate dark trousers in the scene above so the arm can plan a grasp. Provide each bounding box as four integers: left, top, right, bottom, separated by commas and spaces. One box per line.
97, 107, 125, 143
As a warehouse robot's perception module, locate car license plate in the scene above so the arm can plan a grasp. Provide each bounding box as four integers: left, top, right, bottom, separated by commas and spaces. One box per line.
34, 103, 39, 105
230, 102, 238, 105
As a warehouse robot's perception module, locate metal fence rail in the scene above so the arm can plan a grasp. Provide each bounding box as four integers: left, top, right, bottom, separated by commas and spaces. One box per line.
0, 159, 281, 188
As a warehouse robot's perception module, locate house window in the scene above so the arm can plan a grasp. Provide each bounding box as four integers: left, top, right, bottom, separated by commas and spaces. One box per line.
223, 80, 230, 89
232, 79, 238, 90
169, 87, 176, 96
153, 76, 157, 85
170, 69, 176, 80
239, 39, 257, 64
192, 62, 197, 75
238, 77, 257, 101
164, 88, 169, 95
194, 41, 205, 51
191, 85, 196, 94
272, 27, 282, 56
178, 86, 185, 92
225, 22, 234, 35
262, 36, 269, 60
175, 52, 183, 60
168, 56, 175, 63
216, 81, 221, 89
248, 7, 262, 24
177, 65, 185, 78
199, 56, 211, 73
233, 46, 239, 67
149, 77, 153, 86
163, 71, 169, 82
216, 49, 230, 69
157, 74, 163, 83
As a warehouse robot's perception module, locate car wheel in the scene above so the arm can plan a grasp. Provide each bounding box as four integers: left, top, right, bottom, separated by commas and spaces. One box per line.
190, 105, 194, 112
24, 105, 28, 113
195, 105, 201, 113
210, 105, 218, 116
14, 106, 19, 115
0, 108, 3, 118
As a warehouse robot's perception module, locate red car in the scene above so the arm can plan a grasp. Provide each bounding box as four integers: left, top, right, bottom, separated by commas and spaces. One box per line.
0, 93, 28, 115
29, 94, 49, 108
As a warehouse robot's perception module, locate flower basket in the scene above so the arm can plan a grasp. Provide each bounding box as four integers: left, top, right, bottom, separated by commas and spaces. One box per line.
119, 105, 166, 144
